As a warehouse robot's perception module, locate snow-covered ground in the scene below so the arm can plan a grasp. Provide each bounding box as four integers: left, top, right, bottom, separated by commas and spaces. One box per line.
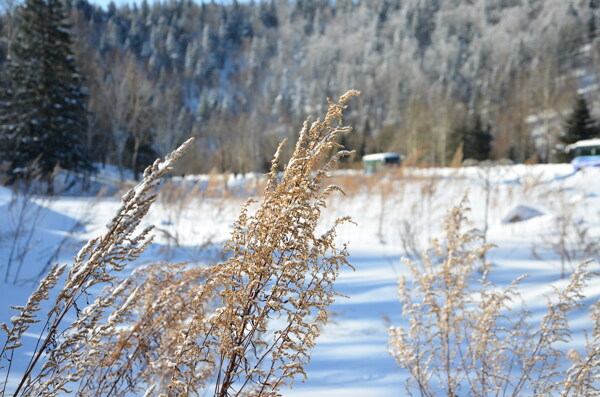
1, 163, 600, 395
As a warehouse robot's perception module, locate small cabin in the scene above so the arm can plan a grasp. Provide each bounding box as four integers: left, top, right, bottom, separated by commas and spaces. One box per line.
362, 152, 402, 173
565, 138, 600, 170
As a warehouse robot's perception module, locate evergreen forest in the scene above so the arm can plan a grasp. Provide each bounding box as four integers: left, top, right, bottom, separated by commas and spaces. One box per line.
1, 0, 600, 176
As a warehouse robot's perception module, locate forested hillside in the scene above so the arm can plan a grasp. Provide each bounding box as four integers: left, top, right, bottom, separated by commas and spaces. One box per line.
1, 0, 599, 175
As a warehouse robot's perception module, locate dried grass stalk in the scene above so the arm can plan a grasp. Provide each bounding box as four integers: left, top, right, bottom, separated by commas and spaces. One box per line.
162, 90, 360, 397
0, 138, 194, 397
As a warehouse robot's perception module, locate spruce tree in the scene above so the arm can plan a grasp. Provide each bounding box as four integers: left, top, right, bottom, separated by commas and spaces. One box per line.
559, 95, 600, 145
468, 115, 493, 160
0, 0, 93, 182
448, 113, 493, 162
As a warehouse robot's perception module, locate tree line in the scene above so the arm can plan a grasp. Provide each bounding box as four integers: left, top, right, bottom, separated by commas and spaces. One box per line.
0, 0, 599, 181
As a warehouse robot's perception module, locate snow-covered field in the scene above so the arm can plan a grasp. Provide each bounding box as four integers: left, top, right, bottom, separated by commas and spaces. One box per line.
1, 163, 600, 395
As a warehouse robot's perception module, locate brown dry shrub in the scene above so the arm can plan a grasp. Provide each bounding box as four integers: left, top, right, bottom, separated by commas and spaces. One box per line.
389, 194, 600, 397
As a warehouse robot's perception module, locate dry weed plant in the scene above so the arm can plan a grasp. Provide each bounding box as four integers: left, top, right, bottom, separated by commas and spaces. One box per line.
36, 187, 110, 282
398, 215, 422, 260
328, 173, 365, 197
2, 168, 110, 285
475, 161, 505, 267
0, 138, 194, 396
449, 142, 464, 168
377, 181, 395, 244
1, 90, 359, 397
1, 162, 60, 284
3, 183, 50, 283
418, 170, 440, 243
161, 90, 359, 397
389, 194, 600, 396
401, 148, 428, 168
203, 168, 232, 198
156, 178, 213, 260
388, 181, 424, 260
67, 262, 210, 396
533, 186, 600, 279
520, 169, 546, 197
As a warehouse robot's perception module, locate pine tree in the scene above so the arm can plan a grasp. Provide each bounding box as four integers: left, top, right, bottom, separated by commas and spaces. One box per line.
0, 0, 93, 182
448, 113, 493, 162
559, 95, 600, 145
